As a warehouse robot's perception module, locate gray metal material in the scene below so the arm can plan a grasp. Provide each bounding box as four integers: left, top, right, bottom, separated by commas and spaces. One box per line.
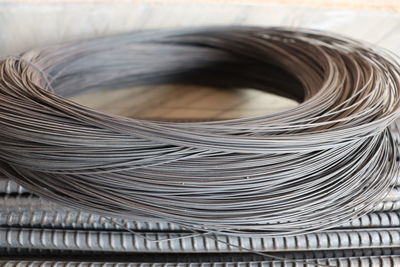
1, 195, 400, 230
1, 228, 399, 253
0, 195, 181, 231
2, 210, 400, 230
0, 179, 28, 194
339, 211, 400, 228
1, 256, 400, 267
1, 27, 400, 236
0, 195, 60, 212
372, 201, 400, 212
0, 210, 182, 231
385, 187, 400, 201
1, 177, 399, 196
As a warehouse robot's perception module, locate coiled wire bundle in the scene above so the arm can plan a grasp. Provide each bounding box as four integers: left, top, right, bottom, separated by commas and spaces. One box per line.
0, 27, 399, 237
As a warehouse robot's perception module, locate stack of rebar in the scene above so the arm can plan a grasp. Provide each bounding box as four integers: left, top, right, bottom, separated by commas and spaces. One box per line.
0, 176, 399, 266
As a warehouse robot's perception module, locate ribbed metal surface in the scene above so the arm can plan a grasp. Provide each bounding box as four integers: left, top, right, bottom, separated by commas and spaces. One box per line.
0, 196, 60, 212
0, 178, 28, 194
2, 210, 400, 230
1, 180, 399, 259
373, 201, 400, 211
339, 211, 400, 228
1, 248, 399, 261
1, 195, 400, 231
385, 187, 400, 201
1, 228, 399, 252
0, 247, 99, 256
0, 195, 181, 231
0, 210, 182, 231
1, 256, 400, 267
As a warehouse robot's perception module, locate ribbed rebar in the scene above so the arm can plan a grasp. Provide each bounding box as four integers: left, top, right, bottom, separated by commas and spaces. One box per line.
1, 228, 399, 252
1, 195, 399, 230
372, 201, 400, 211
0, 178, 28, 194
1, 256, 400, 267
2, 209, 400, 231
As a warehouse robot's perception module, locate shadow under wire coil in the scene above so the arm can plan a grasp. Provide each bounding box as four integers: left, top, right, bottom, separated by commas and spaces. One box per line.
0, 27, 400, 237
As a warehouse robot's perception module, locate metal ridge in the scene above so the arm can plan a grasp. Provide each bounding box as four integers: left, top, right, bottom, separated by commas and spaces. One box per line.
1, 228, 399, 253
1, 256, 400, 267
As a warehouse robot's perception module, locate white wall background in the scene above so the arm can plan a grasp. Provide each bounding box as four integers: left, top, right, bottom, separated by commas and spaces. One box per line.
1, 1, 400, 55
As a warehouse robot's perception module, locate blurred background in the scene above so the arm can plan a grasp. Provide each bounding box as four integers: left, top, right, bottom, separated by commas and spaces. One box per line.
1, 0, 400, 121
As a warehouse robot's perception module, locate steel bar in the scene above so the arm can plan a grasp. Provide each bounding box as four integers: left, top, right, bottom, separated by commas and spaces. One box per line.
0, 179, 28, 194
1, 256, 400, 267
1, 195, 399, 231
1, 210, 400, 231
1, 228, 399, 253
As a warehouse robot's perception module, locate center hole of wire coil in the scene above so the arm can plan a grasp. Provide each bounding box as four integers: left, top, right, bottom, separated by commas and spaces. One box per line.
69, 85, 299, 122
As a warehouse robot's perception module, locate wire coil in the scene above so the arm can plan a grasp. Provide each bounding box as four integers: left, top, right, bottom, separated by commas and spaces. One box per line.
0, 27, 399, 236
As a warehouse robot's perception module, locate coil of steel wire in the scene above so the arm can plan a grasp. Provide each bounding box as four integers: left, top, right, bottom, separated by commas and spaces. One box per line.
0, 27, 399, 237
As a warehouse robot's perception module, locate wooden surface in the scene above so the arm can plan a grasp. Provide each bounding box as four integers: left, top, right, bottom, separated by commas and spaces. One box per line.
71, 85, 297, 121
